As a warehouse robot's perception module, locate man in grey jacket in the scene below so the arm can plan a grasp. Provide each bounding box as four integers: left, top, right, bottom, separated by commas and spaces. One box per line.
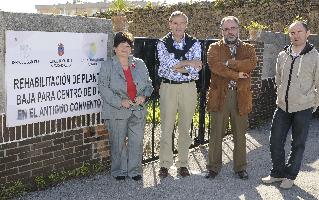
262, 21, 319, 189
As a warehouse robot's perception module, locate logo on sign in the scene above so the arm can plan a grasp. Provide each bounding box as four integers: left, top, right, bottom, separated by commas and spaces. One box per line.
20, 44, 31, 60
58, 43, 64, 56
88, 43, 97, 59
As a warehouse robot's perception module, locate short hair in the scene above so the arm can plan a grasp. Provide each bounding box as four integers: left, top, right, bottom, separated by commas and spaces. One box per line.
220, 16, 240, 28
169, 11, 188, 23
113, 32, 133, 48
289, 21, 309, 31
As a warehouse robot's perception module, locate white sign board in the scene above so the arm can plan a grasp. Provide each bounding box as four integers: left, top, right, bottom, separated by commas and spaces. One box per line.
5, 31, 108, 127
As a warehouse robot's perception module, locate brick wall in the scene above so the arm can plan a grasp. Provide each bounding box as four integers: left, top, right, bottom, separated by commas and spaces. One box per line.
250, 78, 277, 128
248, 41, 278, 128
0, 121, 109, 185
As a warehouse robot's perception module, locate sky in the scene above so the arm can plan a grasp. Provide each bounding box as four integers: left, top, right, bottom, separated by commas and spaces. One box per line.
0, 0, 196, 14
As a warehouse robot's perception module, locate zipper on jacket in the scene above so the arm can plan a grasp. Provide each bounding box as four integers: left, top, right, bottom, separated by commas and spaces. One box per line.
285, 56, 297, 112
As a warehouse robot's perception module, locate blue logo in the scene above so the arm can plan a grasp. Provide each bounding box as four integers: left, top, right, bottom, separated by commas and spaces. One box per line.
58, 43, 64, 56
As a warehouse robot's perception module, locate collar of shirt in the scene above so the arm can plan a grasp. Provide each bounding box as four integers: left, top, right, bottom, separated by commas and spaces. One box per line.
229, 46, 237, 58
172, 34, 186, 50
290, 47, 301, 58
222, 38, 240, 47
291, 52, 300, 58
222, 39, 239, 58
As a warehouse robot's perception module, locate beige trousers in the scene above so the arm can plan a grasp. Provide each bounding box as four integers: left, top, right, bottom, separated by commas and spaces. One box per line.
207, 89, 248, 173
159, 81, 197, 168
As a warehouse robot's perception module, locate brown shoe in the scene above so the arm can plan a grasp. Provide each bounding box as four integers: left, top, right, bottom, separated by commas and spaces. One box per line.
205, 170, 218, 179
158, 167, 169, 178
236, 170, 248, 180
178, 167, 190, 177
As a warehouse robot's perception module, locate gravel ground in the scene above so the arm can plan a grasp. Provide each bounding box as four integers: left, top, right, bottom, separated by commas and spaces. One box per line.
19, 119, 319, 200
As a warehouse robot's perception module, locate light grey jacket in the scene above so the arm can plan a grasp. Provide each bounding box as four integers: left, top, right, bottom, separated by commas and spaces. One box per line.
276, 43, 319, 113
98, 55, 153, 119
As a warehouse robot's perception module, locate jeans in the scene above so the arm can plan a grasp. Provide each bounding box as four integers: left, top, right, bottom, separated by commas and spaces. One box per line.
270, 107, 312, 180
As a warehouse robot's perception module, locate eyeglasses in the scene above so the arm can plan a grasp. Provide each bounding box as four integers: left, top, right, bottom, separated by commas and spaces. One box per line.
221, 27, 239, 32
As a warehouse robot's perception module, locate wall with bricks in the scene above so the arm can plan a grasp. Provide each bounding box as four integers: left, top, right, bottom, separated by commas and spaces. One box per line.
0, 125, 109, 184
248, 41, 265, 128
0, 11, 112, 185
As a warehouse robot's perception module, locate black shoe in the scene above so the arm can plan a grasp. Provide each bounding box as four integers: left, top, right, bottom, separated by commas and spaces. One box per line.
205, 170, 218, 179
132, 175, 142, 181
178, 167, 190, 177
236, 170, 248, 180
158, 167, 169, 178
115, 176, 126, 180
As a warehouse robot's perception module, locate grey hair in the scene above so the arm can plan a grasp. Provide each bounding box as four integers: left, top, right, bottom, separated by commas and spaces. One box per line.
169, 11, 188, 23
220, 16, 240, 28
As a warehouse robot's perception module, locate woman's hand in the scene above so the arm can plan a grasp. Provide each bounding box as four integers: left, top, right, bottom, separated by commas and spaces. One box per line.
134, 96, 146, 106
121, 99, 133, 108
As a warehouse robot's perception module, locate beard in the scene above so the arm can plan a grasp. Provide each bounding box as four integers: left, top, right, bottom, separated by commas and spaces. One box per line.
224, 36, 239, 45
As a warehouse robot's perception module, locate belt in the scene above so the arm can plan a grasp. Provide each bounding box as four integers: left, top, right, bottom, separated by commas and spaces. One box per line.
162, 78, 195, 84
228, 85, 237, 90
